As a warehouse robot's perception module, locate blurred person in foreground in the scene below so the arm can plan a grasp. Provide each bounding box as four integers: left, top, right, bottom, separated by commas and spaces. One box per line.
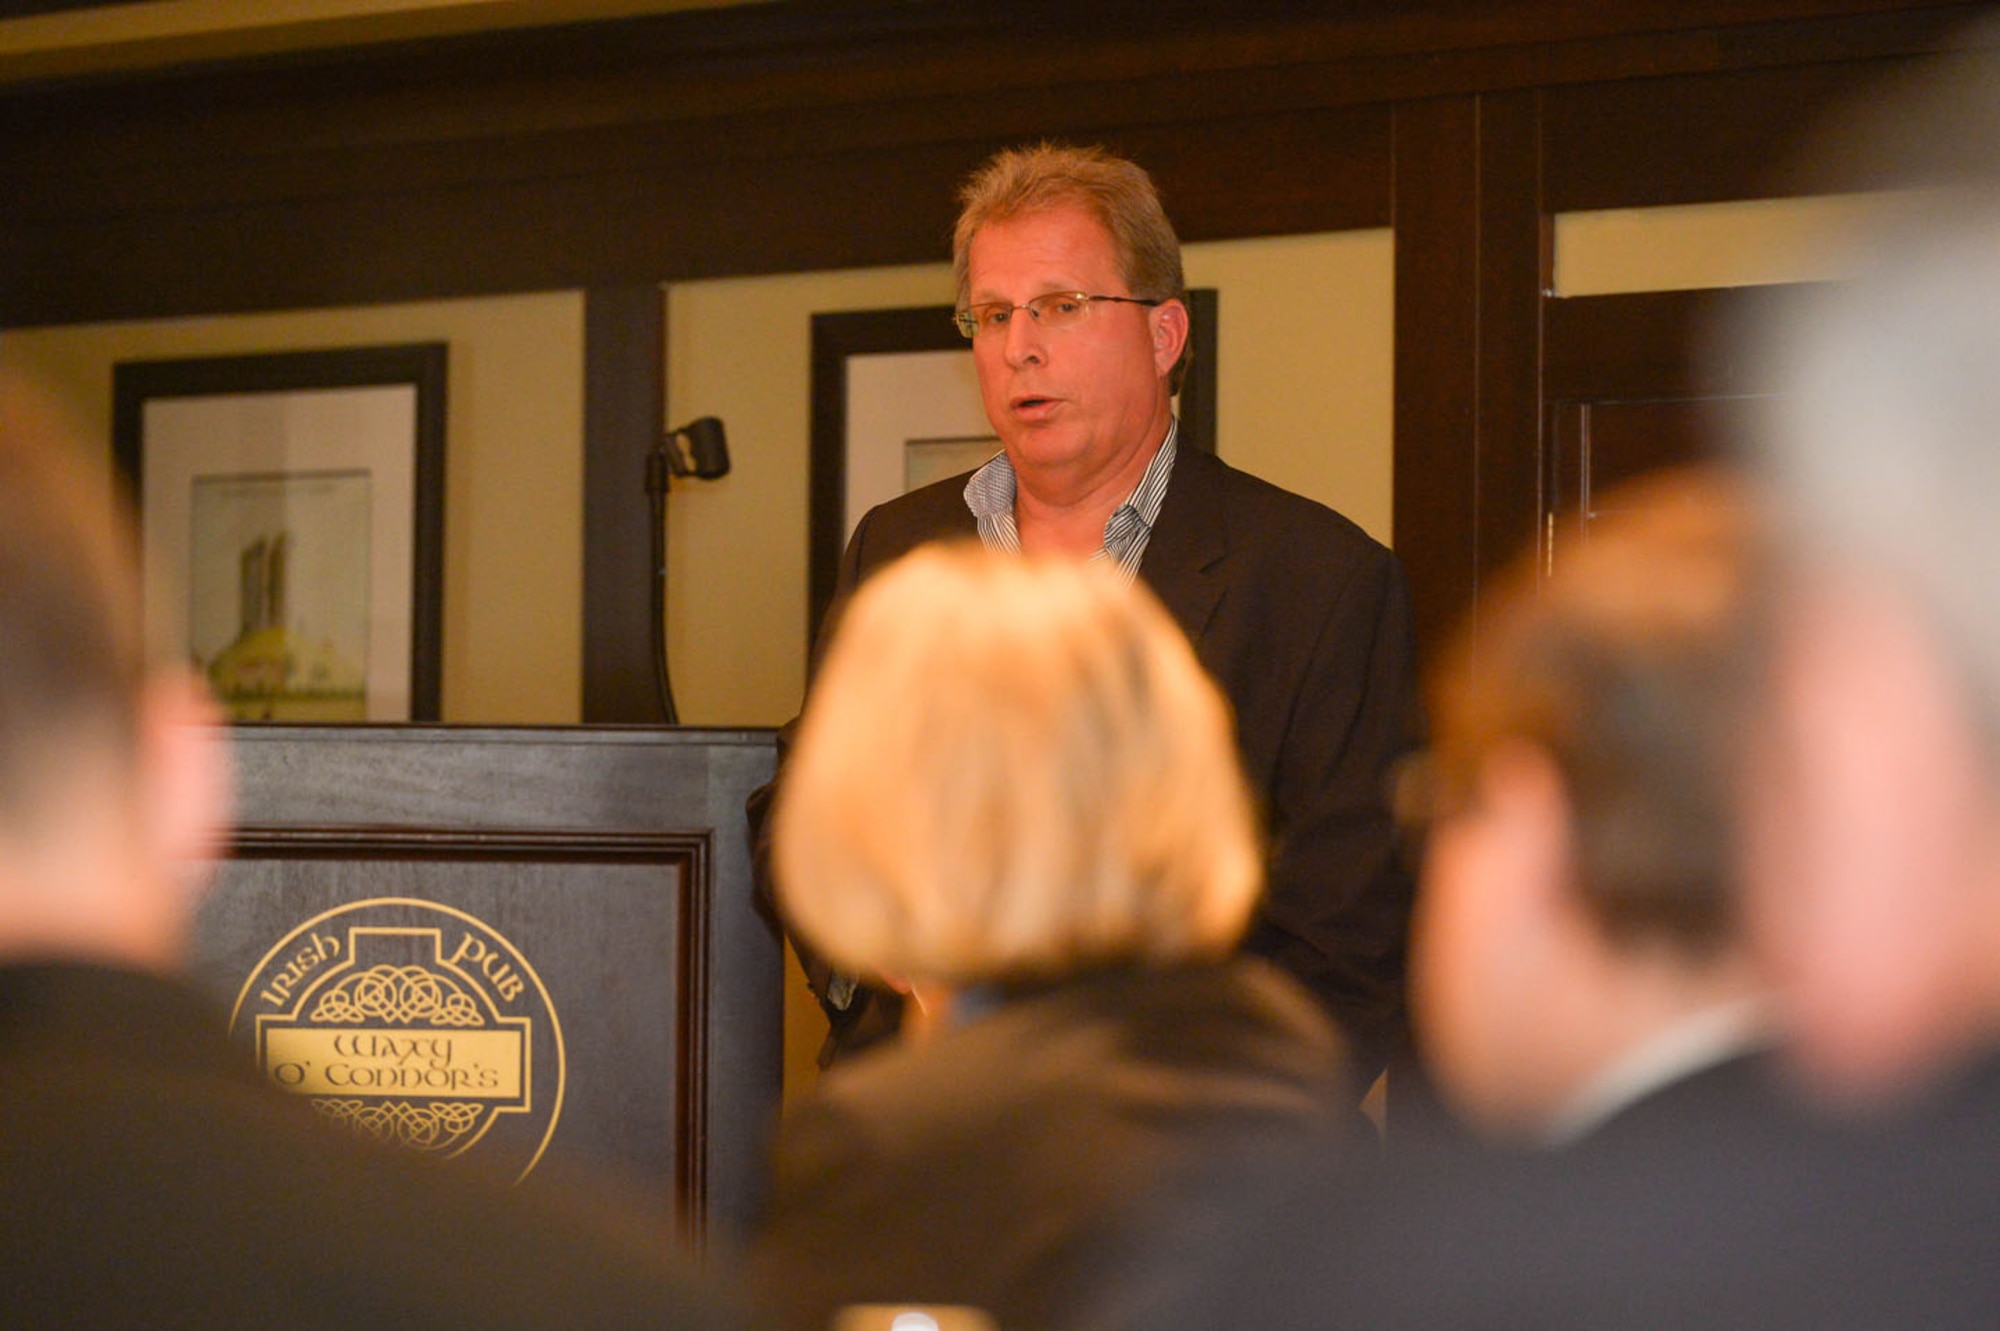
1407, 467, 1785, 1152
752, 545, 1359, 1331
1134, 34, 2000, 1330
0, 375, 740, 1329
752, 142, 1420, 1089
1121, 473, 1838, 1330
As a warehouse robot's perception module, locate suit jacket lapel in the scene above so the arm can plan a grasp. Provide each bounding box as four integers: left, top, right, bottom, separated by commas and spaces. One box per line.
1139, 447, 1229, 646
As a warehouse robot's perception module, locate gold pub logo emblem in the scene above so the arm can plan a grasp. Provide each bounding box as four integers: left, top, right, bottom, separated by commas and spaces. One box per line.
230, 898, 565, 1183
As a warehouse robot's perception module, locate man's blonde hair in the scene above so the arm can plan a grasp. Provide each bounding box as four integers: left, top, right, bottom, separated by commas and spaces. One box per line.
774, 545, 1260, 987
952, 142, 1184, 304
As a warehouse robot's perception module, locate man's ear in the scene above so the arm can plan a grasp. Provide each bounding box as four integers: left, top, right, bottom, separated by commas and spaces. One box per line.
135, 671, 234, 886
1149, 298, 1190, 379
1475, 740, 1582, 927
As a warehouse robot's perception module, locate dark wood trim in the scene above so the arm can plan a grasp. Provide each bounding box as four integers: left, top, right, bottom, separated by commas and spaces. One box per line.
1392, 90, 1547, 671
0, 105, 1389, 328
1474, 90, 1551, 627
806, 305, 965, 654
1392, 96, 1482, 672
582, 285, 667, 724
0, 0, 114, 16
5, 4, 1977, 328
227, 826, 707, 863
1177, 287, 1221, 458
675, 826, 713, 1248
1544, 56, 1890, 210
1544, 285, 1815, 400
110, 342, 448, 722
1546, 290, 1718, 400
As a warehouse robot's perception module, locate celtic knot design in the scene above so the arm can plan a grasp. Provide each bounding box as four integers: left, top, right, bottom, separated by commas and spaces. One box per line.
313, 1099, 488, 1153
309, 964, 485, 1027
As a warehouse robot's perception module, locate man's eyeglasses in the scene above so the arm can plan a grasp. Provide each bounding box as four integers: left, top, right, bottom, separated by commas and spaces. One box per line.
953, 291, 1162, 340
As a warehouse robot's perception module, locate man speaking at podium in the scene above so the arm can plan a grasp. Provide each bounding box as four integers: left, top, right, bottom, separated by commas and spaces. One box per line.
758, 143, 1421, 1092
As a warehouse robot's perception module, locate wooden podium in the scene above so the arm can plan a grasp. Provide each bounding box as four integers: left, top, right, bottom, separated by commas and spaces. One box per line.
182, 725, 781, 1246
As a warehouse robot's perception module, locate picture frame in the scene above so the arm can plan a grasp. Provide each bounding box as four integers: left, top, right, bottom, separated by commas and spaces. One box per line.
806, 289, 1218, 646
112, 344, 447, 722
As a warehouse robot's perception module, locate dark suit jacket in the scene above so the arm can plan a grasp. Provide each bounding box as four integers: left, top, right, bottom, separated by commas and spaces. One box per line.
749, 959, 1364, 1331
1133, 1045, 2000, 1331
0, 962, 738, 1329
762, 445, 1421, 1081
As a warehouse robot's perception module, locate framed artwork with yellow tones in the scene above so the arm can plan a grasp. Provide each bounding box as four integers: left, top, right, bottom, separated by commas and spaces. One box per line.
113, 344, 446, 721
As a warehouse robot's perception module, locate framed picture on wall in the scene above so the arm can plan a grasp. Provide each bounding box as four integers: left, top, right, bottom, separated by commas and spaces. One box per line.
806, 290, 1217, 648
112, 343, 447, 722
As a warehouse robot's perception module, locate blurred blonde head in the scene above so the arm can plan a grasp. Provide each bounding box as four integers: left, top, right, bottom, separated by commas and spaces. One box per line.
774, 545, 1261, 988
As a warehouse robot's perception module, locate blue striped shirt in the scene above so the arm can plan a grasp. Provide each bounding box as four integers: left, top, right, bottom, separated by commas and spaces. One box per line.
962, 418, 1180, 581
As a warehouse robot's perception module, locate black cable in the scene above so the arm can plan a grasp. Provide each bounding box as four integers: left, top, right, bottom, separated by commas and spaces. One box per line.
645, 445, 679, 725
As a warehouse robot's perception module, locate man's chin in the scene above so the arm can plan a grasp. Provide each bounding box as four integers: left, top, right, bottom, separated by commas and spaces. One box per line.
1000, 431, 1091, 478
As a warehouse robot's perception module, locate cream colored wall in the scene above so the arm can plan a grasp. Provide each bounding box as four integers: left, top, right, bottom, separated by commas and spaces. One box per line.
1553, 192, 1924, 295
0, 292, 586, 723
663, 262, 950, 730
1186, 230, 1394, 545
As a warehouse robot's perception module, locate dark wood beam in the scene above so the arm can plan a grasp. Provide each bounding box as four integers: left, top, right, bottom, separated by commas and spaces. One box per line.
0, 1, 1981, 327
1392, 95, 1482, 672
582, 284, 667, 723
1392, 89, 1545, 673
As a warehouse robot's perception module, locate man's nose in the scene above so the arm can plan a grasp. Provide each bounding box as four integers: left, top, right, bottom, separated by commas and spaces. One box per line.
1001, 310, 1047, 366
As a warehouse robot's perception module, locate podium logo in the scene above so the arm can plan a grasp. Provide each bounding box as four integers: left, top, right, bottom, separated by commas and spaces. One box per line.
231, 898, 565, 1183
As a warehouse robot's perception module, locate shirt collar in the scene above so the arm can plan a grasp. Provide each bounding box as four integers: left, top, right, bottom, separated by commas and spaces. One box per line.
963, 418, 1179, 577
1541, 997, 1775, 1149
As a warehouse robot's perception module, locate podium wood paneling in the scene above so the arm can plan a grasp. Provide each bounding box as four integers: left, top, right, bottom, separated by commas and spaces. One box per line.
183, 725, 780, 1247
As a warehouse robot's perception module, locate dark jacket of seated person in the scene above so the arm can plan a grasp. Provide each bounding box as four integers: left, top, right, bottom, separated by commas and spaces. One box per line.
752, 547, 1364, 1331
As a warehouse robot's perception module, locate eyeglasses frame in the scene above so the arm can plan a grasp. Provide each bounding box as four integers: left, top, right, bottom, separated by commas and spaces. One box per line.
952, 291, 1165, 340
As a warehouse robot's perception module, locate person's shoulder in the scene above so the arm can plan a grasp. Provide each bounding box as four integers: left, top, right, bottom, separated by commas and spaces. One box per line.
1089, 961, 1352, 1094
987, 964, 1350, 1113
1576, 1046, 1801, 1153
1056, 959, 1339, 1045
846, 470, 981, 573
1173, 448, 1388, 563
859, 470, 980, 533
